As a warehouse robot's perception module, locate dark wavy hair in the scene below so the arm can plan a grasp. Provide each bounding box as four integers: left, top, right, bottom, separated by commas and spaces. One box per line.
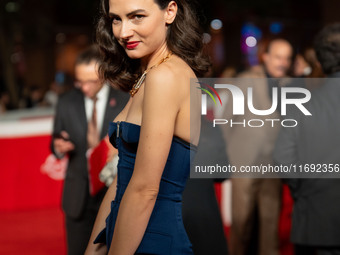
314, 23, 340, 75
96, 0, 210, 92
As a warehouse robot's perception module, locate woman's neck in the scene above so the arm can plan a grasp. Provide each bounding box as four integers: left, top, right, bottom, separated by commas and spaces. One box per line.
140, 44, 170, 71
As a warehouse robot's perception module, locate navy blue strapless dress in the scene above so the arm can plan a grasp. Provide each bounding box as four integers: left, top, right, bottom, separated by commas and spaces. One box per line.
94, 121, 197, 254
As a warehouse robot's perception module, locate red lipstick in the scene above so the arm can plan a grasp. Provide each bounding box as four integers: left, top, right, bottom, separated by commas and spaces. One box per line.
126, 41, 140, 50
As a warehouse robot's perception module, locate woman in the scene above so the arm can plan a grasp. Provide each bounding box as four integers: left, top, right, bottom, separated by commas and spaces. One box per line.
85, 0, 209, 254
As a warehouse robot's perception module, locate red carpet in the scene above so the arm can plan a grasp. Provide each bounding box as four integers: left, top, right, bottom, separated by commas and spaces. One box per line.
214, 182, 294, 255
0, 207, 66, 255
0, 188, 293, 255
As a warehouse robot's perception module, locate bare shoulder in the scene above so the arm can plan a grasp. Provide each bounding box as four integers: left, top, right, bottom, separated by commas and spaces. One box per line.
145, 55, 195, 97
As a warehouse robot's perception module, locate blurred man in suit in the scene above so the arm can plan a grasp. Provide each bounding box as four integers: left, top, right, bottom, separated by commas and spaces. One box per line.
52, 45, 128, 255
183, 115, 229, 255
221, 39, 293, 255
274, 23, 340, 255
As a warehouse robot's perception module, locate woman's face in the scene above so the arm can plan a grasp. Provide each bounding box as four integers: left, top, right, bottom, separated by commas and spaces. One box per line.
109, 0, 174, 59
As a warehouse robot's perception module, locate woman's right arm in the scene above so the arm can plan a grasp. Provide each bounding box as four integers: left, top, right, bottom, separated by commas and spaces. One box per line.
85, 175, 117, 255
86, 98, 131, 254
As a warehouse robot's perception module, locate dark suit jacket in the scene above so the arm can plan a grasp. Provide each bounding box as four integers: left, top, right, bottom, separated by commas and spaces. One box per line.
182, 116, 229, 255
52, 86, 128, 219
273, 72, 340, 246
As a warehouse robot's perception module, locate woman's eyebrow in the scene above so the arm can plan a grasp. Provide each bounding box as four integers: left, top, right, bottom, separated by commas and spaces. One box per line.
126, 9, 146, 16
109, 9, 146, 17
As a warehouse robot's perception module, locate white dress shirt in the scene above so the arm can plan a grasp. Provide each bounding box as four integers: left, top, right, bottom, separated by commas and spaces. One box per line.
84, 84, 109, 135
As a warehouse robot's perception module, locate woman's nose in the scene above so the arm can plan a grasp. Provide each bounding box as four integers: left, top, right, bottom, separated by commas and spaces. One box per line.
120, 21, 133, 39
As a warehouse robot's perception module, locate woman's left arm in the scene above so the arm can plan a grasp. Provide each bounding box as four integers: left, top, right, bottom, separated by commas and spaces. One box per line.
108, 68, 182, 255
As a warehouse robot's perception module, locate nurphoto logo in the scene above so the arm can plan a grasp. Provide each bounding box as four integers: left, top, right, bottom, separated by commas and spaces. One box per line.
198, 80, 312, 128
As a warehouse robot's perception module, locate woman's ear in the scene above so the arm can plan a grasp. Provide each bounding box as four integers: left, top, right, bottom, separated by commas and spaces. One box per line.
164, 1, 177, 25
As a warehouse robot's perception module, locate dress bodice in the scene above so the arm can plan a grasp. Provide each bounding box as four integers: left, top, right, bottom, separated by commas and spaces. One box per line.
108, 121, 197, 203
96, 121, 196, 254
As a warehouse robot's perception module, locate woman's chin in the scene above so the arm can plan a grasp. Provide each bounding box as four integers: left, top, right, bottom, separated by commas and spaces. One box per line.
125, 50, 143, 59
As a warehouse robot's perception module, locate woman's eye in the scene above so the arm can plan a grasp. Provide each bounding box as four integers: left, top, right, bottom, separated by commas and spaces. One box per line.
133, 15, 144, 21
112, 17, 121, 25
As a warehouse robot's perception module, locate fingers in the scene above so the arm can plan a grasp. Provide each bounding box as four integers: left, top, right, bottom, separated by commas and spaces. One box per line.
54, 138, 75, 154
60, 131, 70, 140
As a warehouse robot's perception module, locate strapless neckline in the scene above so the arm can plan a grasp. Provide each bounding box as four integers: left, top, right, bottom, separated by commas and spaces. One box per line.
96, 120, 196, 254
110, 121, 198, 150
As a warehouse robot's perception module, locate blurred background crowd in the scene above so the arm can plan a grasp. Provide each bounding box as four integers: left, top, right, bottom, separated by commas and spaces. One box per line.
0, 0, 339, 112
1, 0, 340, 255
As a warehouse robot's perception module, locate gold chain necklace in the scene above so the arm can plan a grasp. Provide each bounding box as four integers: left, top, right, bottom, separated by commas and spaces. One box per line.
129, 52, 172, 97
